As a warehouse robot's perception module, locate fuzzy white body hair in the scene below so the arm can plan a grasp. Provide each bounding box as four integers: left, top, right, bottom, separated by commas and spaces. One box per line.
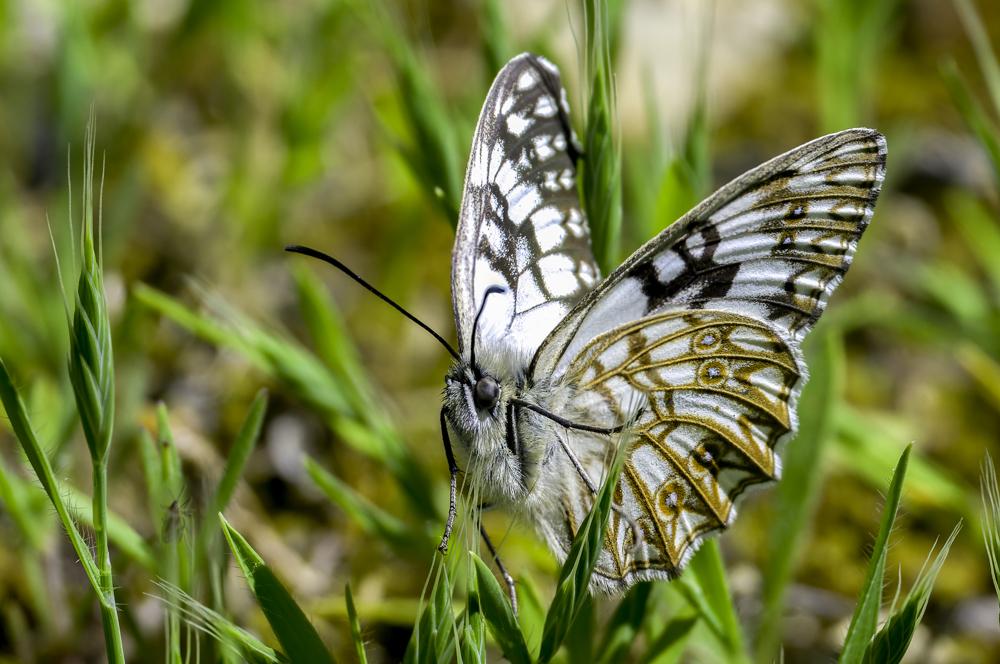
442, 342, 569, 510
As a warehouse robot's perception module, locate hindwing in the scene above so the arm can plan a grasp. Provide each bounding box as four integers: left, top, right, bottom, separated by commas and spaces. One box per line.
542, 310, 801, 587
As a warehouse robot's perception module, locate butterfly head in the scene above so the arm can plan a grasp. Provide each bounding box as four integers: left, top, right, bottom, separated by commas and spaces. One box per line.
444, 283, 513, 423
473, 374, 500, 410
440, 285, 534, 501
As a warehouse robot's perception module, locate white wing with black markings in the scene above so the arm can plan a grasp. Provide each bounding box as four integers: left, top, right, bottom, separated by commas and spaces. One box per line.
528, 128, 887, 588
452, 53, 600, 370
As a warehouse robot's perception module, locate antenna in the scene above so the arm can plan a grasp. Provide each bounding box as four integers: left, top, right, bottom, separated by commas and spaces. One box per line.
469, 285, 505, 374
285, 244, 462, 363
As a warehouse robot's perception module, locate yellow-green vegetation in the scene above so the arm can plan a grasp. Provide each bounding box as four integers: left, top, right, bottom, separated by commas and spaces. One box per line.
0, 0, 999, 662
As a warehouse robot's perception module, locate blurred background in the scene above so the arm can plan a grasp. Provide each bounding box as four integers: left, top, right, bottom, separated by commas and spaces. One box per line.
0, 0, 999, 661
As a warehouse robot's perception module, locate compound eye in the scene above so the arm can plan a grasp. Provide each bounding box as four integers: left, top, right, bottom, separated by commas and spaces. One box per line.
473, 376, 500, 411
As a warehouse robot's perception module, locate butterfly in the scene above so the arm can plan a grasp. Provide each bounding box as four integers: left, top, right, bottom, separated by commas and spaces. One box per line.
289, 52, 886, 604
441, 51, 887, 591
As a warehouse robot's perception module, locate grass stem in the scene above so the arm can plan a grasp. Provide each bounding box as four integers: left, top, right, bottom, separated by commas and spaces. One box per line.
93, 459, 125, 663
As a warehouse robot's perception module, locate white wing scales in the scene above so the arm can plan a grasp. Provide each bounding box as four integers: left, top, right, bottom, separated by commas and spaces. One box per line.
534, 310, 801, 587
533, 129, 887, 380
451, 53, 887, 593
452, 53, 599, 367
524, 129, 886, 588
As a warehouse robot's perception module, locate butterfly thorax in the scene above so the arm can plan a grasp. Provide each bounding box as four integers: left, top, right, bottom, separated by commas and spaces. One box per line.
442, 354, 551, 505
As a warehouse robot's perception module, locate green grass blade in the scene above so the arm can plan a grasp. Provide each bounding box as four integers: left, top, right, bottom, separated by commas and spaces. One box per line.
946, 193, 1000, 296
682, 540, 748, 662
941, 58, 1000, 187
538, 440, 627, 662
155, 581, 285, 664
953, 0, 1000, 117
565, 595, 595, 662
516, 572, 545, 658
838, 445, 912, 663
862, 522, 961, 664
756, 330, 844, 662
639, 616, 699, 664
353, 0, 462, 221
219, 514, 336, 664
404, 561, 457, 664
472, 552, 530, 663
133, 282, 436, 513
0, 359, 103, 599
981, 453, 1000, 608
137, 428, 164, 527
205, 389, 268, 522
581, 0, 623, 271
310, 595, 422, 625
480, 0, 510, 76
345, 583, 368, 664
156, 404, 184, 505
832, 408, 971, 518
304, 456, 423, 549
596, 581, 653, 663
816, 0, 899, 132
291, 266, 371, 406
460, 565, 487, 664
652, 8, 711, 235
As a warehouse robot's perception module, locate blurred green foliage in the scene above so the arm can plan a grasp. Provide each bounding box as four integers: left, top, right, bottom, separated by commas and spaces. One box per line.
0, 0, 999, 662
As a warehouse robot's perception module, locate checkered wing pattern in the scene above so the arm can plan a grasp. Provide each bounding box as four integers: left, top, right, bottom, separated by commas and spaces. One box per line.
530, 129, 886, 588
452, 53, 599, 367
550, 310, 800, 586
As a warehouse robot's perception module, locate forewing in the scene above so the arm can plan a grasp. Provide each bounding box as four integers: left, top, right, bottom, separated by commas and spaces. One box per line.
452, 53, 599, 366
540, 310, 801, 588
532, 128, 886, 380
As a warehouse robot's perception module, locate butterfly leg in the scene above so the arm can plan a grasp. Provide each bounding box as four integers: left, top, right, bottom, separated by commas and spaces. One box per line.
438, 407, 459, 554
480, 525, 518, 617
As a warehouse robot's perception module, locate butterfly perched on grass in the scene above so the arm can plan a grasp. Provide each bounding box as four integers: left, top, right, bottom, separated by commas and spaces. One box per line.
289, 52, 886, 603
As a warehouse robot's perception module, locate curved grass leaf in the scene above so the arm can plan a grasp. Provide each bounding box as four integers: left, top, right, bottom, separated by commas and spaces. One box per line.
460, 559, 487, 664
538, 442, 626, 662
581, 0, 623, 271
516, 572, 545, 658
942, 58, 1000, 188
219, 515, 335, 664
207, 389, 268, 521
639, 616, 699, 664
305, 456, 423, 550
565, 595, 595, 663
0, 360, 103, 600
471, 553, 530, 664
350, 0, 461, 221
345, 583, 368, 664
404, 561, 457, 664
838, 445, 911, 663
155, 581, 284, 664
596, 581, 653, 664
681, 540, 748, 662
756, 331, 843, 663
981, 454, 1000, 612
132, 282, 435, 514
862, 522, 961, 664
833, 409, 969, 517
64, 485, 156, 570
